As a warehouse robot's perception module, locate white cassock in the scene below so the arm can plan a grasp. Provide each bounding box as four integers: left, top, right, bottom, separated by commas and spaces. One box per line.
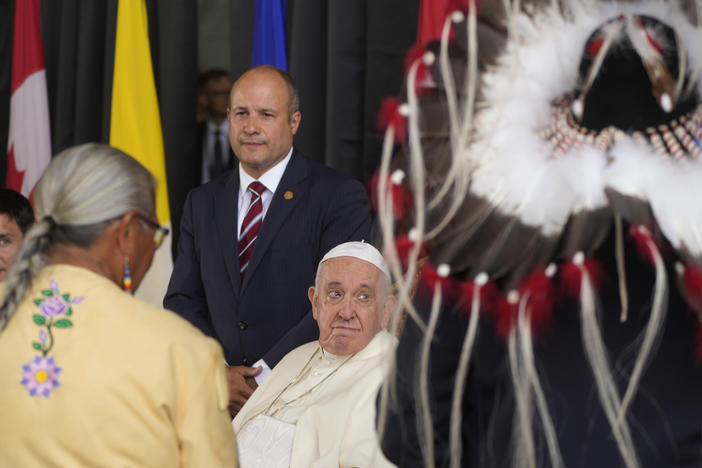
233, 330, 397, 468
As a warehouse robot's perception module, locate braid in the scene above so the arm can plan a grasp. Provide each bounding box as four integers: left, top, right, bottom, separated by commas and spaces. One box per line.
0, 219, 53, 332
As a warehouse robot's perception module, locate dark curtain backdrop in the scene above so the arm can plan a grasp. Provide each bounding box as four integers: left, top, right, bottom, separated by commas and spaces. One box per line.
1, 0, 419, 245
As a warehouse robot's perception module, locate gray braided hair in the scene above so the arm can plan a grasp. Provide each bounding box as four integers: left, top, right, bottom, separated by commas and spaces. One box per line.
0, 143, 155, 331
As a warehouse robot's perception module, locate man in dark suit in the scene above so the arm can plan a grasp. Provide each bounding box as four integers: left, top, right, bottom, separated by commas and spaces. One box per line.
164, 65, 371, 416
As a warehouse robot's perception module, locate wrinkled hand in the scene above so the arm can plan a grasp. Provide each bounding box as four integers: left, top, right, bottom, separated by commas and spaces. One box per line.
227, 365, 261, 418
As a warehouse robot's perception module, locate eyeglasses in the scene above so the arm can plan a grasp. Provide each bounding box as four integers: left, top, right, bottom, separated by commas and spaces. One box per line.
136, 214, 170, 249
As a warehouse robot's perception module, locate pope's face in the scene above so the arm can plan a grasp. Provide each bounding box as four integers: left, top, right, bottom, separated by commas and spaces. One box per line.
0, 214, 24, 281
227, 68, 301, 179
309, 256, 392, 356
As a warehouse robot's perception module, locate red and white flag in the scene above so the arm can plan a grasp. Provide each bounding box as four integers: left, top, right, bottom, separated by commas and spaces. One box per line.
6, 0, 51, 197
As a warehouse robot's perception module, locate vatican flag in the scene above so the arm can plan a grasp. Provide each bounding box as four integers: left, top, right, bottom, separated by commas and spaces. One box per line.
109, 0, 172, 306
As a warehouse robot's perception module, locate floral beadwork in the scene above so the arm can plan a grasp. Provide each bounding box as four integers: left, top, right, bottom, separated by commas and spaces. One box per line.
21, 356, 61, 397
20, 280, 83, 398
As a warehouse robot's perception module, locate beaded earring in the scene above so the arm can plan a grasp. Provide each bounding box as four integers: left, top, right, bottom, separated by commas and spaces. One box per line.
123, 258, 133, 294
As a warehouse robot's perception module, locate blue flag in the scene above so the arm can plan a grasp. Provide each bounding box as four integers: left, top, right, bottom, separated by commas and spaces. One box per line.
251, 0, 288, 70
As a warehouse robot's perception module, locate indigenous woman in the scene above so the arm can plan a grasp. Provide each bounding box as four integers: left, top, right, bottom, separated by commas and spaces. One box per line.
0, 143, 238, 467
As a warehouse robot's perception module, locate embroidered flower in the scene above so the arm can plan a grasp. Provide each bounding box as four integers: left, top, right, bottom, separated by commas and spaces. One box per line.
21, 356, 61, 397
21, 280, 84, 398
39, 295, 69, 317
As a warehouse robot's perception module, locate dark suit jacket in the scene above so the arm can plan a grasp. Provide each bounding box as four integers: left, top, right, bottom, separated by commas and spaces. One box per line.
164, 150, 372, 367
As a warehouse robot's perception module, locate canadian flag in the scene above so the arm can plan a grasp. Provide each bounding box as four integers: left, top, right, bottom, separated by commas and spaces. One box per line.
6, 0, 51, 197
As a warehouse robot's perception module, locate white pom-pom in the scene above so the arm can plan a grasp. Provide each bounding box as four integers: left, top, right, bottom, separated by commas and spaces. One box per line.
661, 93, 672, 113
451, 11, 465, 23
474, 272, 488, 286
390, 169, 405, 185
545, 263, 557, 278
675, 262, 685, 276
571, 99, 584, 120
507, 290, 519, 304
437, 264, 451, 278
573, 251, 585, 266
422, 51, 435, 66
408, 228, 419, 242
398, 103, 410, 116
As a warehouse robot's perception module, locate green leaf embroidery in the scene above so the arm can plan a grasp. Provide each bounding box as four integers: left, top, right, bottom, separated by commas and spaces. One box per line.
65, 308, 73, 316
41, 289, 54, 297
33, 315, 46, 325
54, 319, 73, 328
62, 294, 70, 301
33, 298, 44, 306
32, 342, 42, 350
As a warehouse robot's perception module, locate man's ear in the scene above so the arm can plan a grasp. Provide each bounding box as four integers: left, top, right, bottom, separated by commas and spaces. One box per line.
290, 110, 301, 135
308, 286, 318, 320
380, 293, 397, 329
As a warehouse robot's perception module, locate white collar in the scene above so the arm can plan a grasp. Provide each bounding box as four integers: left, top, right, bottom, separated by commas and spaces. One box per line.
238, 147, 293, 195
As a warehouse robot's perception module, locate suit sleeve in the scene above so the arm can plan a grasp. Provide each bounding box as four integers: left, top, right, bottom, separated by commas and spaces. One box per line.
262, 177, 372, 367
164, 192, 216, 337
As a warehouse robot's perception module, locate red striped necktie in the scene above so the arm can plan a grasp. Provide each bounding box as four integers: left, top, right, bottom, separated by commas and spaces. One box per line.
238, 181, 266, 281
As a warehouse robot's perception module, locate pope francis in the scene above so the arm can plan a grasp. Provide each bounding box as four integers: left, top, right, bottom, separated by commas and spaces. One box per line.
232, 241, 397, 468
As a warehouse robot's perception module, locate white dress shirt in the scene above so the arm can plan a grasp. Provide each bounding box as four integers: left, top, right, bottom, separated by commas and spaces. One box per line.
236, 147, 293, 237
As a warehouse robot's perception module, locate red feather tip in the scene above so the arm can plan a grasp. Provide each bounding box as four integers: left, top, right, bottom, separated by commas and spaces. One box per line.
376, 97, 408, 143
404, 44, 434, 95
419, 262, 455, 299
629, 224, 658, 265
458, 277, 497, 317
367, 171, 412, 219
560, 255, 603, 298
395, 234, 429, 269
681, 264, 702, 315
495, 293, 518, 340
519, 268, 556, 337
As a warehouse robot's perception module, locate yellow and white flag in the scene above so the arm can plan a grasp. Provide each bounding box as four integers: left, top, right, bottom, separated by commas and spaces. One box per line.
109, 0, 172, 306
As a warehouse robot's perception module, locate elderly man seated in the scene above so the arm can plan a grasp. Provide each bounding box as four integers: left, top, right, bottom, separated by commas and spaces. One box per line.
232, 241, 397, 468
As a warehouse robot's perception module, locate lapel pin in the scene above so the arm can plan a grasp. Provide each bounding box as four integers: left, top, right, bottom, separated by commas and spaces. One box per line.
284, 190, 294, 200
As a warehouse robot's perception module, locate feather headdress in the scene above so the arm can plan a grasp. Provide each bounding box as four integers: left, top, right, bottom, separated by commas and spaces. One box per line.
376, 1, 702, 467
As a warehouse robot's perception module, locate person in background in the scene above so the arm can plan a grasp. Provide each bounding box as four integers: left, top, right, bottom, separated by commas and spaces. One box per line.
233, 241, 397, 468
0, 143, 238, 467
198, 69, 235, 183
171, 69, 236, 256
165, 65, 371, 417
0, 188, 34, 281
